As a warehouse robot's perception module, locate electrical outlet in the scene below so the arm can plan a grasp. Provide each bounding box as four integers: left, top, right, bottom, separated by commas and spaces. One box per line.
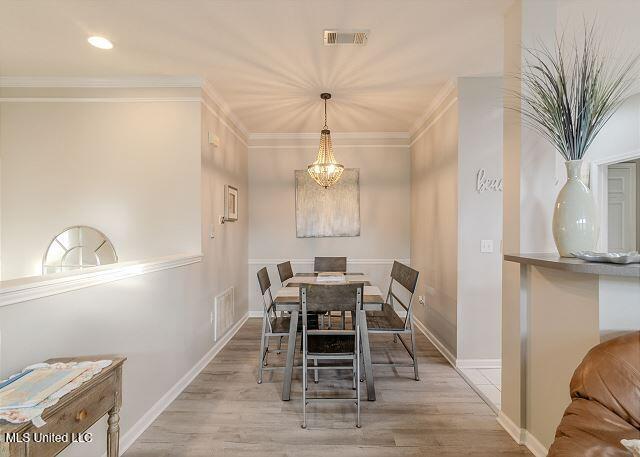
209, 224, 215, 239
210, 311, 214, 325
481, 239, 494, 253
418, 296, 425, 306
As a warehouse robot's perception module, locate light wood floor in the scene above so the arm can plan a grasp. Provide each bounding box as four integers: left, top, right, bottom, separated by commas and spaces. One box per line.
124, 318, 532, 457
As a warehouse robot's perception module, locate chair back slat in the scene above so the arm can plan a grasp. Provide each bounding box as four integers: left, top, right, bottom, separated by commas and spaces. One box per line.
257, 267, 271, 295
391, 261, 419, 293
314, 256, 347, 273
301, 283, 363, 313
277, 261, 294, 284
389, 291, 409, 312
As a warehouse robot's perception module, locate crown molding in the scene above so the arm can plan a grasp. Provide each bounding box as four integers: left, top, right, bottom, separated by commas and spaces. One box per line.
201, 80, 249, 138
0, 75, 249, 140
410, 79, 457, 137
0, 76, 203, 88
249, 132, 409, 142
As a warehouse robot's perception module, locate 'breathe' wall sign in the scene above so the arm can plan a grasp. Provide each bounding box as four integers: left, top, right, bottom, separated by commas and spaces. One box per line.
476, 168, 503, 193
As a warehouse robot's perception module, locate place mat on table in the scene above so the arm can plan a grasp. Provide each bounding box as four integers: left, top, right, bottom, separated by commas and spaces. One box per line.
285, 275, 372, 285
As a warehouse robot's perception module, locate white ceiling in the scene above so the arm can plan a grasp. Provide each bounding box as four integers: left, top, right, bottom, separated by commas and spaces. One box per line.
0, 0, 511, 133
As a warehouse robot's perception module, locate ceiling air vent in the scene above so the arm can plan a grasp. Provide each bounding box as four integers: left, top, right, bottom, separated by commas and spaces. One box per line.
324, 30, 369, 46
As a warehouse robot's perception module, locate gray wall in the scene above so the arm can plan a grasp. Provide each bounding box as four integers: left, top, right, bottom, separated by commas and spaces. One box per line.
247, 134, 411, 313
0, 95, 201, 280
410, 90, 459, 357
457, 77, 503, 363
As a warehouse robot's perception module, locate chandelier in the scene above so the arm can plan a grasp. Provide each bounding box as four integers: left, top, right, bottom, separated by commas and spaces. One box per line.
308, 93, 344, 188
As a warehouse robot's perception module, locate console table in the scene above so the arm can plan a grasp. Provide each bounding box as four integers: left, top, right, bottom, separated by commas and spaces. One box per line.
0, 355, 126, 457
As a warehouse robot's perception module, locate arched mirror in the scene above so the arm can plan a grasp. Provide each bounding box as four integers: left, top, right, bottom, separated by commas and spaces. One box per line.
42, 226, 118, 275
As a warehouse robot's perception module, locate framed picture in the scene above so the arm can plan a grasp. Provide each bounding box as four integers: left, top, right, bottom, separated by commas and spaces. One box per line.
295, 168, 360, 238
225, 185, 238, 222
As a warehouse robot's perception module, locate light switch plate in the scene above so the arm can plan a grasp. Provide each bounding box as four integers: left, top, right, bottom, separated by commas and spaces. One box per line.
481, 239, 494, 253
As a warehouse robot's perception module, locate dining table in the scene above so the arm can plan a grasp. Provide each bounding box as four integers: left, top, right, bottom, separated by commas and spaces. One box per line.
273, 272, 385, 402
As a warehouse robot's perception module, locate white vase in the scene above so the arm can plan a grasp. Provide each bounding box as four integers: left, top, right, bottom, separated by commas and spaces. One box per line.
552, 160, 599, 257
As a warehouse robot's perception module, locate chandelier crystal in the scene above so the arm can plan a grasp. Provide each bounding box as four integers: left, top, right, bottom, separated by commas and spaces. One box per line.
308, 93, 344, 189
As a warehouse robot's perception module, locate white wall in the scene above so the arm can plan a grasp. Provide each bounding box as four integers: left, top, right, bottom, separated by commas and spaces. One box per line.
247, 134, 410, 313
410, 90, 459, 357
457, 77, 503, 364
0, 91, 201, 280
0, 85, 249, 457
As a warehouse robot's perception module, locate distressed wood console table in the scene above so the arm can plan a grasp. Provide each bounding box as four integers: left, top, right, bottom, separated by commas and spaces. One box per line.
0, 355, 126, 457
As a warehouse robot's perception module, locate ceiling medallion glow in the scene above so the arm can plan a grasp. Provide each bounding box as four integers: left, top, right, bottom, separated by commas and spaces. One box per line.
88, 36, 114, 50
307, 93, 344, 189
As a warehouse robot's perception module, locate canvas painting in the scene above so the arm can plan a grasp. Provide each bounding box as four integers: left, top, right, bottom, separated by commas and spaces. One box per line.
295, 168, 360, 238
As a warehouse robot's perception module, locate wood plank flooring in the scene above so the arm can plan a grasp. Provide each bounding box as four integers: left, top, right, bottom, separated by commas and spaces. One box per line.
124, 318, 532, 457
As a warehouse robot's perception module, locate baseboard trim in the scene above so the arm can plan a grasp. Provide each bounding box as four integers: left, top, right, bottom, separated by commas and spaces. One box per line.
524, 431, 549, 457
497, 411, 525, 444
412, 317, 456, 367
413, 317, 504, 414
496, 411, 549, 457
456, 358, 502, 369
106, 312, 249, 457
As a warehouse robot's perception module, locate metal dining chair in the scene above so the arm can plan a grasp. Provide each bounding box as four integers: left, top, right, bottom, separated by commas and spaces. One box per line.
314, 256, 348, 328
277, 261, 294, 286
300, 283, 363, 429
256, 267, 292, 384
366, 261, 420, 381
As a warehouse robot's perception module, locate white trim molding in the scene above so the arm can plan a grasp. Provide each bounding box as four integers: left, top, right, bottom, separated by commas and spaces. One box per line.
409, 96, 458, 146
0, 75, 250, 142
410, 79, 457, 137
456, 358, 502, 369
0, 76, 203, 88
248, 144, 409, 150
248, 258, 410, 265
412, 316, 456, 367
0, 254, 203, 308
496, 411, 549, 457
249, 132, 410, 141
589, 148, 640, 251
497, 411, 525, 445
107, 312, 249, 457
201, 80, 249, 138
0, 97, 201, 103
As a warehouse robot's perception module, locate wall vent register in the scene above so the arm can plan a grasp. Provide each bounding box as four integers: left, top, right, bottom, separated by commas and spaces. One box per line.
323, 30, 369, 45
42, 225, 117, 275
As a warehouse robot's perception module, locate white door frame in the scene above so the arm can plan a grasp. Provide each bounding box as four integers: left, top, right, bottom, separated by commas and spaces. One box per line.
590, 149, 640, 251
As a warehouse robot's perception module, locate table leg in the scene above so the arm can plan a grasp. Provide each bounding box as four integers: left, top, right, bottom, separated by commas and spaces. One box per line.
358, 309, 376, 401
282, 309, 299, 401
107, 404, 120, 457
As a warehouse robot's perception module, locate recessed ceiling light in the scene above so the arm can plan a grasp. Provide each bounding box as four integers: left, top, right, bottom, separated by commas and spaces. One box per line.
88, 36, 114, 50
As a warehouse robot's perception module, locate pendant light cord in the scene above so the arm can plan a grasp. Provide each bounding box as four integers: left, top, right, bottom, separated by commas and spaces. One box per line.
324, 98, 328, 129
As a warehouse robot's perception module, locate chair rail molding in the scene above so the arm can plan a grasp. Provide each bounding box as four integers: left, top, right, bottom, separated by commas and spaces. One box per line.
0, 254, 203, 308
248, 258, 410, 265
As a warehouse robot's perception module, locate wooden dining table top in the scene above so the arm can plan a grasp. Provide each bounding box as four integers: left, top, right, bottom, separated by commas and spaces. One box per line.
274, 285, 385, 305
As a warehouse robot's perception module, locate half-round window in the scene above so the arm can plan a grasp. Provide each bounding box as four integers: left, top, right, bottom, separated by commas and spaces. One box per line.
42, 226, 118, 275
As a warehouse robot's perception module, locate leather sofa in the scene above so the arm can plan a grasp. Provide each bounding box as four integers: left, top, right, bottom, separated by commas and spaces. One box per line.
548, 331, 640, 456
